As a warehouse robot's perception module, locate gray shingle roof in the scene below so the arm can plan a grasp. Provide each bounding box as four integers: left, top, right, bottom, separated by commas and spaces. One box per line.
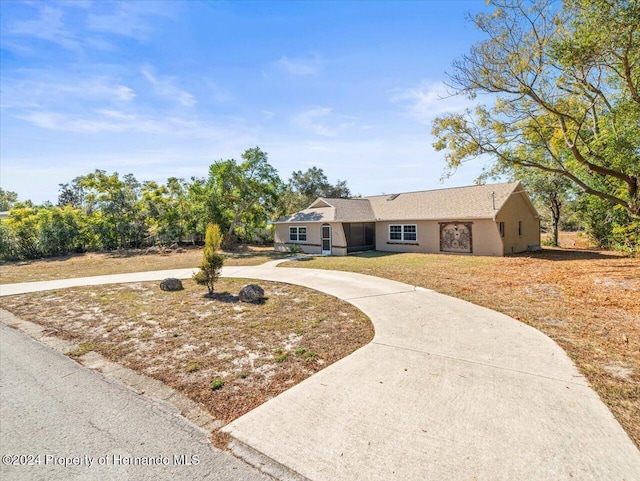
276, 182, 533, 223
367, 182, 521, 221
276, 198, 374, 223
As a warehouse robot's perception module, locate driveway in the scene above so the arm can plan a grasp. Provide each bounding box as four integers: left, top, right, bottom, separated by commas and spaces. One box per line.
2, 260, 639, 480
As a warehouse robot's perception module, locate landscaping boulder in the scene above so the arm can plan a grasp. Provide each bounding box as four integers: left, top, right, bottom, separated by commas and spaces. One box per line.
160, 278, 183, 291
239, 284, 264, 303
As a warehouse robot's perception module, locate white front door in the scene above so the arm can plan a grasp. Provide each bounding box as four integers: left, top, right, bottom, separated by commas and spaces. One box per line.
321, 225, 332, 255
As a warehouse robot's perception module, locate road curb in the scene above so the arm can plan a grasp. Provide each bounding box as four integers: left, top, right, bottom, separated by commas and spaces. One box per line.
0, 308, 224, 434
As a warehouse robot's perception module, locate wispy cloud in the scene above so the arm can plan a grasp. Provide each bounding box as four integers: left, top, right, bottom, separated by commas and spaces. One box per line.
1, 75, 135, 109
15, 109, 231, 139
5, 0, 176, 57
204, 79, 233, 103
390, 82, 472, 124
86, 1, 174, 40
292, 107, 337, 137
9, 5, 82, 53
140, 65, 196, 108
273, 55, 322, 76
291, 107, 369, 137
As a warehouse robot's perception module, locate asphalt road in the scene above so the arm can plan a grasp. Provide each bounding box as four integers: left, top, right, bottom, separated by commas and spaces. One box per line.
0, 322, 271, 481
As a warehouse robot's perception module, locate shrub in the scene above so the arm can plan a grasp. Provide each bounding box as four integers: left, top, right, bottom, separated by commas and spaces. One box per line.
193, 224, 225, 295
210, 377, 225, 391
288, 244, 303, 254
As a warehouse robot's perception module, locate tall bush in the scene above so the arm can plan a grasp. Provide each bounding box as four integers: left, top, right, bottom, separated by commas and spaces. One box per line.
193, 223, 225, 295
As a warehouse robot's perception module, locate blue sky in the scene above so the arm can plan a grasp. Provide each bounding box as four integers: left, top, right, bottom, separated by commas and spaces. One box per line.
1, 0, 492, 205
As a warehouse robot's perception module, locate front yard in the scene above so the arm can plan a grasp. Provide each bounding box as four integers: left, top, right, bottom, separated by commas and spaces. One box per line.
1, 245, 638, 449
0, 277, 373, 433
0, 245, 288, 284
281, 248, 640, 448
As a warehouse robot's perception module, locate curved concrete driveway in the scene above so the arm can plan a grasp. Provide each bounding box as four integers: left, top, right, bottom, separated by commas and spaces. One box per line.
2, 260, 639, 480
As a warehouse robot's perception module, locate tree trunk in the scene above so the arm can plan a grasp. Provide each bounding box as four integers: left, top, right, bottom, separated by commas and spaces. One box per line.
549, 193, 561, 247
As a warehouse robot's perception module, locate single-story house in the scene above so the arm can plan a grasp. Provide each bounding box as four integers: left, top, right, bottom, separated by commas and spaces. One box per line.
274, 182, 540, 256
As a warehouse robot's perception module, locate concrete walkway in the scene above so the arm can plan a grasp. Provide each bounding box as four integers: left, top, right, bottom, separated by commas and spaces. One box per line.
2, 260, 639, 480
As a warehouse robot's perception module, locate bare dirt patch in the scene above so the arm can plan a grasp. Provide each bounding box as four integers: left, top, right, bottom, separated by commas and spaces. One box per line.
0, 245, 288, 284
0, 279, 373, 432
282, 248, 640, 447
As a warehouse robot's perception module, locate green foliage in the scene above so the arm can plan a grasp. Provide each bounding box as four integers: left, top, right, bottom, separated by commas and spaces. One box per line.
0, 222, 19, 260
37, 206, 87, 256
1, 146, 338, 259
612, 221, 640, 256
0, 189, 18, 211
432, 0, 640, 218
281, 167, 352, 213
193, 223, 225, 295
57, 178, 84, 208
5, 206, 41, 259
204, 147, 283, 246
288, 243, 303, 254
210, 377, 225, 391
0, 205, 90, 260
204, 223, 223, 255
303, 351, 318, 362
574, 195, 637, 253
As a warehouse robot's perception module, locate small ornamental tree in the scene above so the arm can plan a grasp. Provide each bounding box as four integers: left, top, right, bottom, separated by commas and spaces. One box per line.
193, 223, 225, 296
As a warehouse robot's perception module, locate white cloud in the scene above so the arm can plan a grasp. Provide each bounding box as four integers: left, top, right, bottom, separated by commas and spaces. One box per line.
290, 108, 369, 138
292, 107, 337, 137
86, 1, 176, 40
390, 82, 472, 124
140, 65, 196, 108
9, 5, 82, 53
203, 79, 233, 103
273, 55, 321, 76
13, 108, 242, 140
1, 75, 135, 109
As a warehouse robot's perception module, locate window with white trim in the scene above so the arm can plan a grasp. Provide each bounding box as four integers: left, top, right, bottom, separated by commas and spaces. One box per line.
289, 226, 307, 242
389, 224, 417, 242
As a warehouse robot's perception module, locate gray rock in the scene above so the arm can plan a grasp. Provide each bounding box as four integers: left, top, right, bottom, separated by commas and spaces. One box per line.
239, 284, 264, 303
160, 278, 183, 291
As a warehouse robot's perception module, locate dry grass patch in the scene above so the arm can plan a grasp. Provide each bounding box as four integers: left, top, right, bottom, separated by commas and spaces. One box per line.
282, 248, 640, 447
0, 278, 373, 427
0, 245, 288, 284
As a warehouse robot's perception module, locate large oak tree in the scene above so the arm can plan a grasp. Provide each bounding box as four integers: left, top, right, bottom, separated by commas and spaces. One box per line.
432, 0, 639, 217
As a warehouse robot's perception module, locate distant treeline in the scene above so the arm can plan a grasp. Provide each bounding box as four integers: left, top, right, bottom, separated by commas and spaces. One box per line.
0, 147, 350, 260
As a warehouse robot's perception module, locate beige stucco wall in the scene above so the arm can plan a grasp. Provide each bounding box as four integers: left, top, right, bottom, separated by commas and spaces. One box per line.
495, 192, 541, 255
374, 219, 505, 256
275, 190, 539, 257
274, 222, 346, 255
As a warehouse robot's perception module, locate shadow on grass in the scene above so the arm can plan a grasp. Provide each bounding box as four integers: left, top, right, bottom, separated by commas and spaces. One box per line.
348, 251, 402, 259
203, 292, 269, 305
222, 250, 289, 261
512, 248, 627, 262
291, 251, 402, 262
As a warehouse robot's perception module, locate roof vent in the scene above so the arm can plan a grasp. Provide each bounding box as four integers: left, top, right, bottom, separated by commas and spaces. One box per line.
387, 194, 400, 201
